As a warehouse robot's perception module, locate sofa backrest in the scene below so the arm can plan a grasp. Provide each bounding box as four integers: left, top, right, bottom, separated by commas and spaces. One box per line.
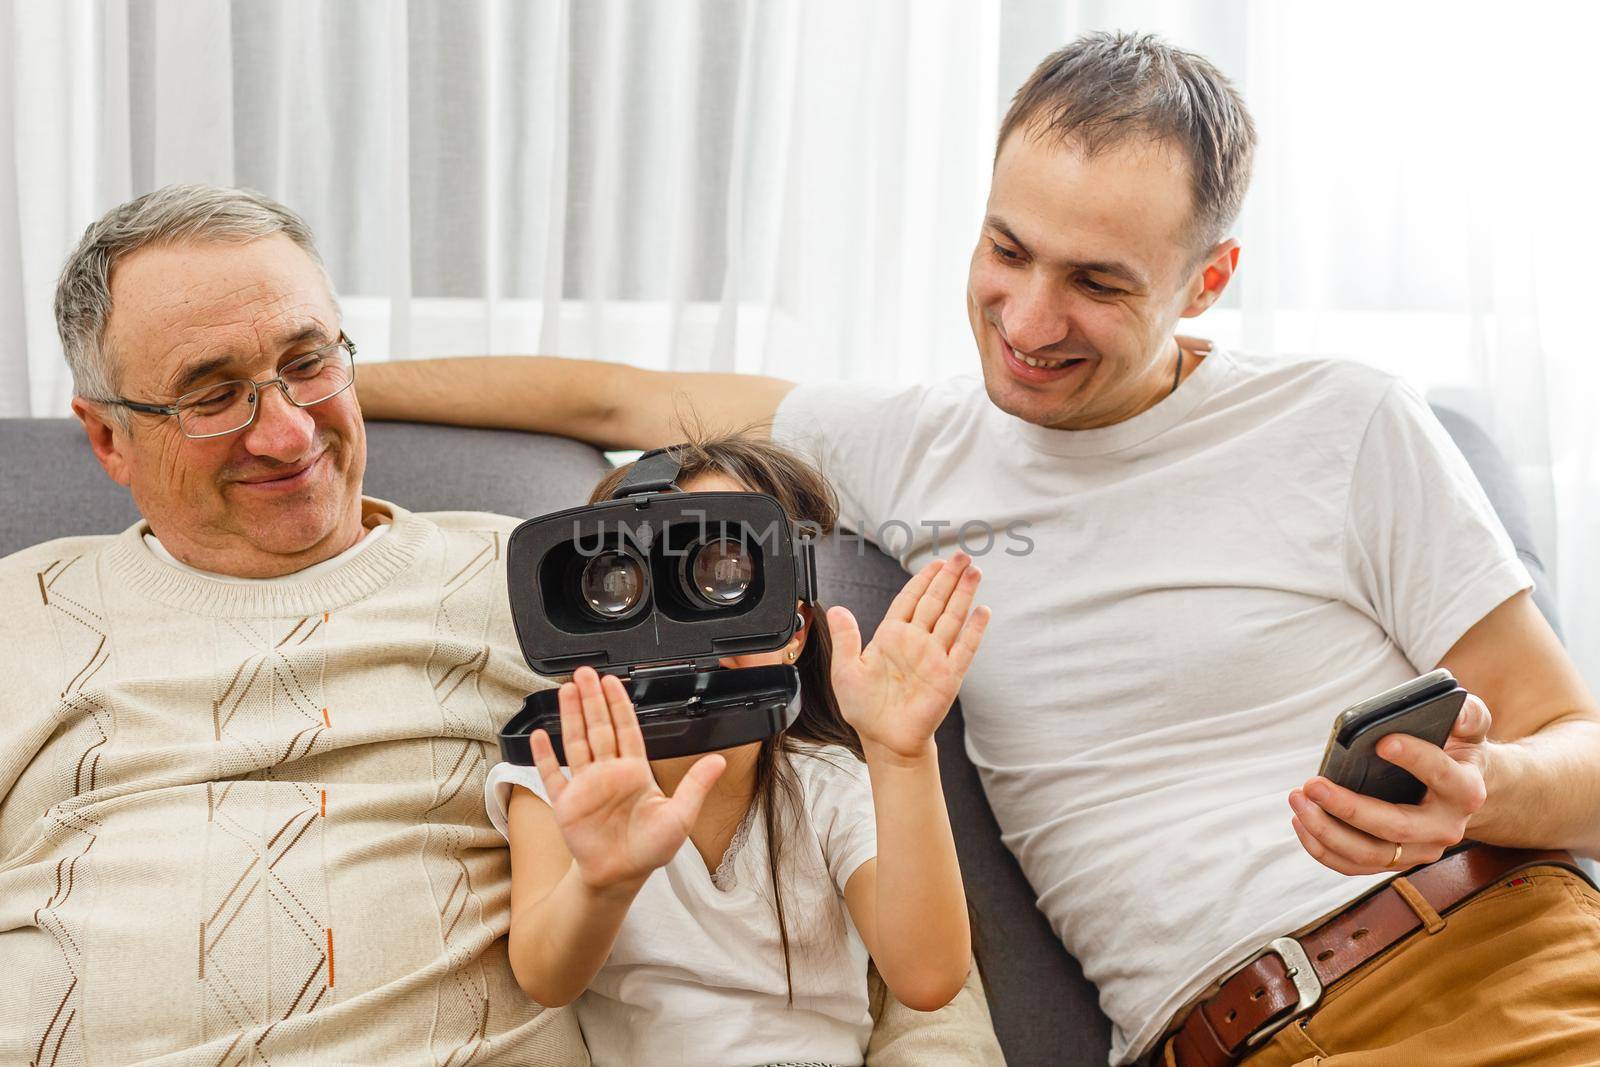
0, 420, 612, 556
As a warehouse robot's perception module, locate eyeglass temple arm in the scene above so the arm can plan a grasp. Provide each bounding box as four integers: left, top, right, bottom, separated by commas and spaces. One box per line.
112, 398, 182, 416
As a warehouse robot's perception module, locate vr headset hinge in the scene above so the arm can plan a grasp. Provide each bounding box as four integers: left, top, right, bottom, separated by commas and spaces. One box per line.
628, 659, 716, 681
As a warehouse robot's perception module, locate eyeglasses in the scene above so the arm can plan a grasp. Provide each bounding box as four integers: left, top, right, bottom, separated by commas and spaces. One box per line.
94, 333, 357, 440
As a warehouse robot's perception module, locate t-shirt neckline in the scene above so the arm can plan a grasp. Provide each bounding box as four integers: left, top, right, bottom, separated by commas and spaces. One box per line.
1000, 346, 1235, 457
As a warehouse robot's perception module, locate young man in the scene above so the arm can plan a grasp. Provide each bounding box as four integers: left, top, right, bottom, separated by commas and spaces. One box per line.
360, 34, 1600, 1066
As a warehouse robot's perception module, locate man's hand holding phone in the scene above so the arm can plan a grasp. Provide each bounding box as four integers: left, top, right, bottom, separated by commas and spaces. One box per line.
1289, 673, 1494, 877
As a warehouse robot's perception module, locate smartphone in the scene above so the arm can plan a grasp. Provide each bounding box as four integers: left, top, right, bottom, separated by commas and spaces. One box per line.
1316, 669, 1467, 806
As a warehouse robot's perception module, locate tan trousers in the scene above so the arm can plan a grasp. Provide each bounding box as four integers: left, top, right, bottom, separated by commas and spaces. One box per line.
1163, 864, 1600, 1066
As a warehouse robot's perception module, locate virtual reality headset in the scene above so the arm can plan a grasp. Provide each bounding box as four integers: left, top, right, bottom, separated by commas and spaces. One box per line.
497, 445, 819, 765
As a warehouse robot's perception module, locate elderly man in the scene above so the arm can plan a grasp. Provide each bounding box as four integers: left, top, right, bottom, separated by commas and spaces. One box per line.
0, 186, 1003, 1065
361, 32, 1600, 1067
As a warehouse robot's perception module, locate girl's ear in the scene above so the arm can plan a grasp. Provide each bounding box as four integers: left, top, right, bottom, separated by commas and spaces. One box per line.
791, 601, 813, 655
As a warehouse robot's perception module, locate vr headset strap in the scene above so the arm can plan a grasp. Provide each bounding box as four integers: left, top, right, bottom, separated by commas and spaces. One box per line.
613, 446, 685, 497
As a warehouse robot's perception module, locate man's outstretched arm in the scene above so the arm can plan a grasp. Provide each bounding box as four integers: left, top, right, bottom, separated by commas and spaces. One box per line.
357, 355, 797, 452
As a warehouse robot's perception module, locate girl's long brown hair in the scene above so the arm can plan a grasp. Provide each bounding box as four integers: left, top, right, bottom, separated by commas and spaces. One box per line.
588, 431, 863, 1003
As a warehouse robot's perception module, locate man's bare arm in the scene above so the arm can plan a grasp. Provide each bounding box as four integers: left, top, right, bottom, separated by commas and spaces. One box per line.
1445, 590, 1600, 855
357, 355, 797, 451
1292, 590, 1600, 872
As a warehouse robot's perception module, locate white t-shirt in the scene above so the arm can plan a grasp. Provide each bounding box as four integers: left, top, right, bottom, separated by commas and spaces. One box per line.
485, 742, 878, 1067
772, 349, 1531, 1065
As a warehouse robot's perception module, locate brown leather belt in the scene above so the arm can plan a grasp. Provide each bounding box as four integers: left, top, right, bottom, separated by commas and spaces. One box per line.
1162, 844, 1586, 1067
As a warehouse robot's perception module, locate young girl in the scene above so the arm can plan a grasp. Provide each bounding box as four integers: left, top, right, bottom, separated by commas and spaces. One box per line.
483, 434, 991, 1066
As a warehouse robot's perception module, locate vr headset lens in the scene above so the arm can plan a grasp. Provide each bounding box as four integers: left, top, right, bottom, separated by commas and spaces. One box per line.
579, 546, 649, 621
685, 537, 753, 608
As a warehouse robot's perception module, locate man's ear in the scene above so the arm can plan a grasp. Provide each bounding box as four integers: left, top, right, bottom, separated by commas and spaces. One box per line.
70, 397, 133, 487
1180, 239, 1240, 318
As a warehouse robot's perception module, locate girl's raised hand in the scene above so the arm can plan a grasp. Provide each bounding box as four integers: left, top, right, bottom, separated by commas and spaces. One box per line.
827, 552, 991, 763
530, 666, 725, 894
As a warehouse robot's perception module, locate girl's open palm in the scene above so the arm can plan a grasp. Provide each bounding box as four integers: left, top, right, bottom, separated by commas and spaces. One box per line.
828, 552, 990, 761
530, 666, 725, 893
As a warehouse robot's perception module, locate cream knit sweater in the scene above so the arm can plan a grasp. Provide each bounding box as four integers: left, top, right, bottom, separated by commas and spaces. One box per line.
0, 501, 588, 1066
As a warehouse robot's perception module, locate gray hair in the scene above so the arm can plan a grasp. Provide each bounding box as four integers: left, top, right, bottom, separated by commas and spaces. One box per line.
54, 184, 335, 409
998, 32, 1257, 249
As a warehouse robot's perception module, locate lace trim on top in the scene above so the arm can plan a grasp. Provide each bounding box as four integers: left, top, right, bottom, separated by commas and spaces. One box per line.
710, 801, 757, 891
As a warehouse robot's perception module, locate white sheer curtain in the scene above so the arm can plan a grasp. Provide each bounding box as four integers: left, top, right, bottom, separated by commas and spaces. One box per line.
2, 0, 1595, 681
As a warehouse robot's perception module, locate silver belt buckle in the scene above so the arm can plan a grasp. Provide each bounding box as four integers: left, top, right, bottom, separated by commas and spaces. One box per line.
1241, 937, 1324, 1048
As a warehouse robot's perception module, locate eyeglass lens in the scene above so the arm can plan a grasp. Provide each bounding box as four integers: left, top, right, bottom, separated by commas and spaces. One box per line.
176, 343, 353, 437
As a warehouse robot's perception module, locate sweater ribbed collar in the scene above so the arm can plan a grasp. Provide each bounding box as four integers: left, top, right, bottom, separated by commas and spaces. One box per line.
102, 498, 434, 618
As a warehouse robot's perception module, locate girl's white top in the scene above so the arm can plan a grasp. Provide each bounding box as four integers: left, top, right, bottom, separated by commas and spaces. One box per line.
485, 742, 878, 1067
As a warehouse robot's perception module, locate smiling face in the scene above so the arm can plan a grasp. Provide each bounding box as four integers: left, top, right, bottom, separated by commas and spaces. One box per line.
71, 234, 367, 578
967, 130, 1237, 430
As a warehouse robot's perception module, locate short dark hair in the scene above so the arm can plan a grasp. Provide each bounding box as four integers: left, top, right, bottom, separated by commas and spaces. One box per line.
997, 32, 1257, 247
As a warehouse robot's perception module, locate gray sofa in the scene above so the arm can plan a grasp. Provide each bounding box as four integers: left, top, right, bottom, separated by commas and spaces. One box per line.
0, 412, 1561, 1067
